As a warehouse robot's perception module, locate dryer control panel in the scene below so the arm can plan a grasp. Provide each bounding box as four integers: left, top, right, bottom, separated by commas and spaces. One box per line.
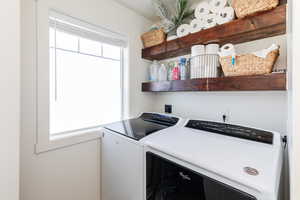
185, 120, 273, 144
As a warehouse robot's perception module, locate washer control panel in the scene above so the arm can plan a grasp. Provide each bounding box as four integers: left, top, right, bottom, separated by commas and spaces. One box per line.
185, 120, 273, 144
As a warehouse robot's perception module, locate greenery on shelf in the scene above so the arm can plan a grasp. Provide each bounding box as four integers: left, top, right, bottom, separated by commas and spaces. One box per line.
152, 0, 193, 35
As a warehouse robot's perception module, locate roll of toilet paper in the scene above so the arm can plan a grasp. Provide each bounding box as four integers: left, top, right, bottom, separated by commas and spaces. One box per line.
167, 35, 178, 41
190, 19, 205, 33
203, 14, 218, 29
206, 44, 220, 55
215, 14, 231, 25
191, 45, 206, 57
177, 24, 191, 37
209, 0, 227, 13
195, 2, 211, 19
219, 43, 236, 57
216, 7, 235, 24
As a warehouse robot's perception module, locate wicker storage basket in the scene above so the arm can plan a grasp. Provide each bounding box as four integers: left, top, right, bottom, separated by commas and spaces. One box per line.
220, 49, 279, 77
141, 29, 166, 48
232, 0, 279, 18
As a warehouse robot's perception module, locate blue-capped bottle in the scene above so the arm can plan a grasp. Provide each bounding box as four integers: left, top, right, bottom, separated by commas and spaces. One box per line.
179, 58, 187, 80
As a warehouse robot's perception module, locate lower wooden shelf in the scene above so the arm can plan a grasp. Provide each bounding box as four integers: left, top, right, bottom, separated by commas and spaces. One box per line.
142, 73, 286, 92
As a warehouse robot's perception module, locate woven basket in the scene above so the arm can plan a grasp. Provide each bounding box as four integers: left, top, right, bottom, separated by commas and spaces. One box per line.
141, 29, 166, 48
220, 49, 279, 77
232, 0, 279, 18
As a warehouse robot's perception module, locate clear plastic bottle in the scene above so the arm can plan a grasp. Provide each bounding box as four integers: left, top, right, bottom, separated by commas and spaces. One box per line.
167, 62, 174, 81
158, 64, 168, 81
186, 58, 191, 79
149, 60, 160, 81
179, 57, 187, 80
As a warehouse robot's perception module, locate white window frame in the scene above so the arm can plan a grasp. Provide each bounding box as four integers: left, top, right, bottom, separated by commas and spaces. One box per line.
35, 4, 128, 153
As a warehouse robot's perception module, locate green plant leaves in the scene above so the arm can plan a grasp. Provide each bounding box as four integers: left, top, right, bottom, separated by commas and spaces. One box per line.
152, 0, 193, 34
173, 0, 194, 30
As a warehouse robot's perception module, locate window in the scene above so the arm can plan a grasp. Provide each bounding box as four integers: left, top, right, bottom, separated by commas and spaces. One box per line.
49, 13, 126, 136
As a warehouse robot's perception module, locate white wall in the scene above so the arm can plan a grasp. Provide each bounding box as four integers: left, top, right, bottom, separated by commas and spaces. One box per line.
0, 0, 20, 200
20, 0, 152, 200
152, 91, 287, 132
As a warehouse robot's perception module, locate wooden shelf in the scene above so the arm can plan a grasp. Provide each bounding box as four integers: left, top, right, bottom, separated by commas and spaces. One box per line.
142, 73, 286, 92
142, 4, 286, 61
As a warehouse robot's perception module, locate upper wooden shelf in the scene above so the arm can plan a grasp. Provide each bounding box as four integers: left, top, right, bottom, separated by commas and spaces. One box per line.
142, 4, 287, 61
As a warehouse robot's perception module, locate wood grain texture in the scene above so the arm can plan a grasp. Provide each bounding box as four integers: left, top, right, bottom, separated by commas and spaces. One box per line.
279, 0, 287, 5
142, 4, 286, 61
142, 73, 286, 92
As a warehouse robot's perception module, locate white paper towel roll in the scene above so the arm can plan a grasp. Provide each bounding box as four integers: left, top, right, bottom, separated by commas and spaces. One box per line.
219, 43, 236, 57
206, 44, 220, 55
190, 19, 205, 33
195, 2, 211, 19
216, 7, 235, 24
191, 45, 205, 57
177, 24, 191, 37
203, 14, 218, 29
209, 0, 227, 13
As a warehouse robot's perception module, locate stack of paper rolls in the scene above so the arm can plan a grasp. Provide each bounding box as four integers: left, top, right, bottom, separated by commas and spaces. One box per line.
189, 0, 236, 34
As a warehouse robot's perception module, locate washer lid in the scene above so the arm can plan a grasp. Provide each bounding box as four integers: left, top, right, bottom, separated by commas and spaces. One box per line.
140, 125, 283, 197
103, 113, 180, 140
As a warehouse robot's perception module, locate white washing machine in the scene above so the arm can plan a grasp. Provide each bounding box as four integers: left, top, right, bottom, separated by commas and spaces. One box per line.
141, 119, 284, 200
101, 113, 184, 200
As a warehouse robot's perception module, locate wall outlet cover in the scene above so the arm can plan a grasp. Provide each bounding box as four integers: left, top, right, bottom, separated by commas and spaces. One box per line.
165, 105, 172, 113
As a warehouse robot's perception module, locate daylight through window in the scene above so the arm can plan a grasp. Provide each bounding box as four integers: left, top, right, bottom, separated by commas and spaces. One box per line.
49, 17, 125, 135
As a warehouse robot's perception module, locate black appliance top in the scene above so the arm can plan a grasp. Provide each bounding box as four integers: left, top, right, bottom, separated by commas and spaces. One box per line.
185, 120, 273, 144
103, 113, 179, 141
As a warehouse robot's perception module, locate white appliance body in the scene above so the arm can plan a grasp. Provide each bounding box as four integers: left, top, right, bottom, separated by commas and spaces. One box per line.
101, 129, 144, 200
101, 113, 183, 200
141, 122, 284, 200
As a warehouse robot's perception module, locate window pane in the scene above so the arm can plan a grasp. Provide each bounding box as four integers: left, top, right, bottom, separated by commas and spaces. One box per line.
103, 44, 121, 60
79, 38, 101, 56
49, 48, 56, 102
56, 30, 78, 51
50, 49, 122, 134
49, 28, 55, 47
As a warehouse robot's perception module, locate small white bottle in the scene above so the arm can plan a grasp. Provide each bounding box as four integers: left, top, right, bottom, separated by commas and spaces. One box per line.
158, 64, 168, 81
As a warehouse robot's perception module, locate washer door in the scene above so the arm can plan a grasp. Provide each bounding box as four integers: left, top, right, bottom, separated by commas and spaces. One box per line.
146, 152, 257, 200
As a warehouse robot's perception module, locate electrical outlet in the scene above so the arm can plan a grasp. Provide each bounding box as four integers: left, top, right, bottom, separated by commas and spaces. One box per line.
222, 114, 227, 123
165, 105, 172, 114
222, 109, 230, 123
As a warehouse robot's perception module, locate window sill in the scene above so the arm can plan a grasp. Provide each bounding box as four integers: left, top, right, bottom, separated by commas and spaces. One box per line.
35, 127, 103, 154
